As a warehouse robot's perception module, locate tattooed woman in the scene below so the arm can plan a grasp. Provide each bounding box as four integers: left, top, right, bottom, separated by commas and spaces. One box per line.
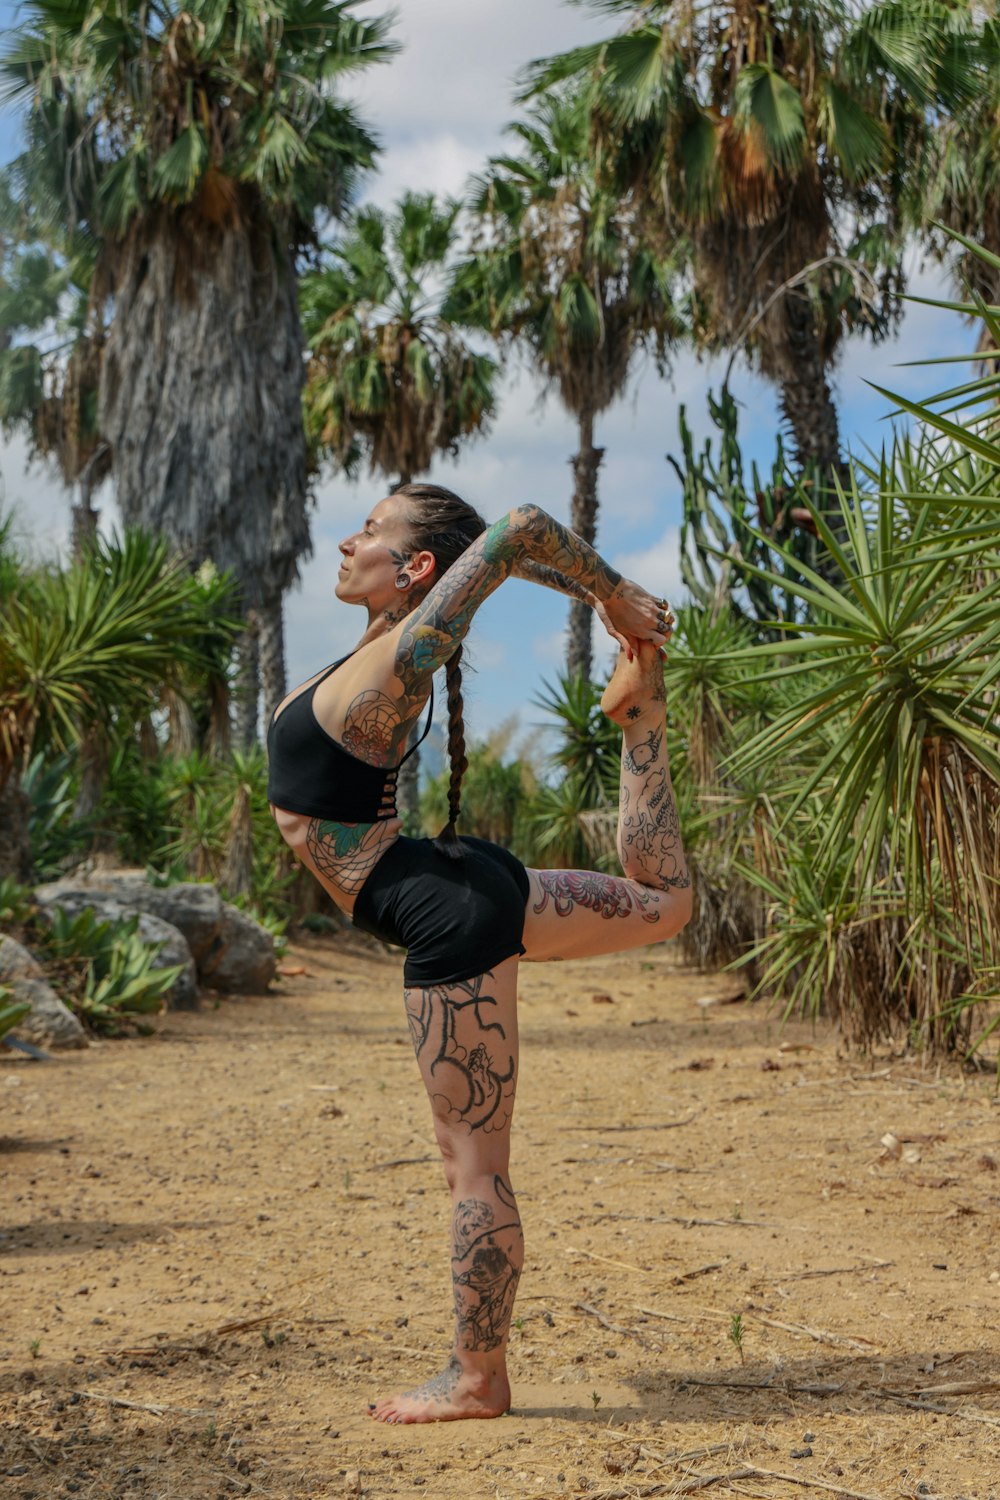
267, 483, 691, 1424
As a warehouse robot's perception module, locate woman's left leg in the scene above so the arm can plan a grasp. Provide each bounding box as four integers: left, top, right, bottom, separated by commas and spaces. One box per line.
522, 640, 692, 963
370, 954, 523, 1424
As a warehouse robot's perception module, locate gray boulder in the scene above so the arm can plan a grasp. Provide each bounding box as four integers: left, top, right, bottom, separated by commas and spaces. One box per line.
198, 903, 276, 994
32, 889, 199, 1011
0, 936, 87, 1049
36, 873, 223, 965
33, 872, 275, 996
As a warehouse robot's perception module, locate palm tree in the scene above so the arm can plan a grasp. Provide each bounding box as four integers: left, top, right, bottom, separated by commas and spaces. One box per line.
452, 88, 682, 679
0, 0, 396, 741
922, 18, 1000, 364
301, 191, 498, 488
301, 191, 500, 822
0, 180, 108, 553
522, 1, 983, 495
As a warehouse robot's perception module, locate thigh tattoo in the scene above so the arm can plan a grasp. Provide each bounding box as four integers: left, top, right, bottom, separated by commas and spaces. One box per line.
404, 973, 516, 1133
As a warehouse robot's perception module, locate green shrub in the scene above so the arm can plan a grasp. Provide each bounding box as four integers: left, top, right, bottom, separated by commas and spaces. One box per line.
0, 986, 31, 1041
38, 907, 183, 1034
0, 876, 34, 929
22, 753, 89, 879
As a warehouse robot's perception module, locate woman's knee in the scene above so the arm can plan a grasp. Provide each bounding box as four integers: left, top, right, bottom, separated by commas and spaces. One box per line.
431, 1115, 510, 1187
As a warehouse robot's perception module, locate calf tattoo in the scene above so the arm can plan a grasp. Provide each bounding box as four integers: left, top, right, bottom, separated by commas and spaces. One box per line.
619, 765, 690, 891
452, 1177, 522, 1352
532, 870, 660, 923
404, 973, 516, 1133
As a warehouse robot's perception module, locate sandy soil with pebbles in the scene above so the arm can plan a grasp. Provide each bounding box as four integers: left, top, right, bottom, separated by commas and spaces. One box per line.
2, 928, 999, 1500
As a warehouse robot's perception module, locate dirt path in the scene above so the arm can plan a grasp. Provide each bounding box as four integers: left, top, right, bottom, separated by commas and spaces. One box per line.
2, 933, 999, 1500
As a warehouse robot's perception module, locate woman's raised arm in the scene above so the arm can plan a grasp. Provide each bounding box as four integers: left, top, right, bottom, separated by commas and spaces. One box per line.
393, 504, 669, 688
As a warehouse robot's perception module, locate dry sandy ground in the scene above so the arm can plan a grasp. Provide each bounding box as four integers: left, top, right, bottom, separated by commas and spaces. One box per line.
2, 931, 999, 1500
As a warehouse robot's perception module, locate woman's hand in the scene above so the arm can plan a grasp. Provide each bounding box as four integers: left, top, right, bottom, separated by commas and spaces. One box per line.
594, 581, 674, 657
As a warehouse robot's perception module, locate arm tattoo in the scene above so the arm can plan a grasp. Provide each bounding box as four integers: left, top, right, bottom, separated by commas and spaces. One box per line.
341, 690, 398, 765
532, 870, 660, 923
512, 558, 591, 603
392, 504, 623, 694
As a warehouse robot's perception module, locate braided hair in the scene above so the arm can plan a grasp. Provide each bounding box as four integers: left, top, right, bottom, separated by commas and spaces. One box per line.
395, 482, 487, 859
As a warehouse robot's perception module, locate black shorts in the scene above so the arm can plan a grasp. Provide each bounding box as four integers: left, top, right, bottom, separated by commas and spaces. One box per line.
351, 835, 530, 987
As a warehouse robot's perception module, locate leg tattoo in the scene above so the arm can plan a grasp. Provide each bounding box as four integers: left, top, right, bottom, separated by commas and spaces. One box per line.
532, 869, 660, 923
404, 974, 516, 1133
452, 1176, 522, 1353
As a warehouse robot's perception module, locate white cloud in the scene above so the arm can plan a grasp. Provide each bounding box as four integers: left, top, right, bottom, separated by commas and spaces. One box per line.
0, 430, 80, 562
613, 526, 685, 608
358, 133, 486, 211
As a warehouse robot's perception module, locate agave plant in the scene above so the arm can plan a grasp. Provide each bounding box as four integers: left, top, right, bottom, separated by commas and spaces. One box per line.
0, 988, 32, 1043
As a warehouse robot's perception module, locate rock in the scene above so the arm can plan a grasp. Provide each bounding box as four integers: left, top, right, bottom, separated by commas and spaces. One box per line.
0, 936, 88, 1049
33, 872, 275, 997
36, 872, 223, 965
199, 904, 275, 994
32, 889, 198, 1011
132, 912, 199, 1011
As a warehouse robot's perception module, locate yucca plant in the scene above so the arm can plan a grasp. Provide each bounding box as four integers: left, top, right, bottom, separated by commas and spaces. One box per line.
158, 745, 293, 920
718, 413, 1000, 1048
421, 741, 535, 854
1, 530, 231, 780
522, 674, 622, 868
663, 606, 786, 972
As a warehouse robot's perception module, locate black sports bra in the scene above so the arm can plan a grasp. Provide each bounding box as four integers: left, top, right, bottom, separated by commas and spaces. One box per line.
266, 653, 434, 823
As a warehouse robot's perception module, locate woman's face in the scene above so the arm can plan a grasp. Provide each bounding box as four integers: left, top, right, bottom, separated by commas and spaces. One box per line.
336, 495, 414, 609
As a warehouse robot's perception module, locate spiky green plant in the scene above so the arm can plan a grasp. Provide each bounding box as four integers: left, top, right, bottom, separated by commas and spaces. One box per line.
719, 429, 1000, 1048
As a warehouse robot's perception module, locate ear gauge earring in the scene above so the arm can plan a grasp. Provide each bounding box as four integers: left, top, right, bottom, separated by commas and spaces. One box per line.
395, 573, 411, 590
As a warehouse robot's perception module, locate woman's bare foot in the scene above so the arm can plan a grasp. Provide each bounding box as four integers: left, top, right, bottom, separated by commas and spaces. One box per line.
601, 640, 666, 727
368, 1356, 511, 1424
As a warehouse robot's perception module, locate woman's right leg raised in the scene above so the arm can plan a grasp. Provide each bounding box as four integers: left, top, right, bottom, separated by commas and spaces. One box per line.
522, 641, 692, 963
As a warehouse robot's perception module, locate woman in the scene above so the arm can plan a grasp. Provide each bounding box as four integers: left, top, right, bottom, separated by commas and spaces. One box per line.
267, 482, 691, 1424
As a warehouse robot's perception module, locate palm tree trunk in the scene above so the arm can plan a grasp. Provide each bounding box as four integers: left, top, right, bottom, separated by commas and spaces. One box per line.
234, 611, 260, 748
258, 590, 286, 729
778, 291, 849, 551
567, 406, 604, 681
99, 217, 311, 633
71, 458, 102, 559
0, 775, 33, 882
165, 689, 197, 757
74, 726, 107, 825
206, 675, 232, 759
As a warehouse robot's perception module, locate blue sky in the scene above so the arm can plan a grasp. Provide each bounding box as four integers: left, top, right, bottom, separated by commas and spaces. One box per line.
0, 0, 974, 749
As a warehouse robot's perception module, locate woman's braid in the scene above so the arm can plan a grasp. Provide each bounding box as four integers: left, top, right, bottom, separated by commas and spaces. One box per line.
436, 644, 468, 858
394, 482, 486, 860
